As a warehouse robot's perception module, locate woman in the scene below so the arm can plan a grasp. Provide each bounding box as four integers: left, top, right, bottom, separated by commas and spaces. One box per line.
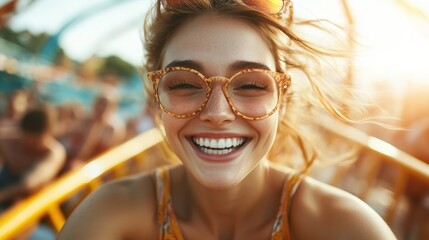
58, 0, 396, 239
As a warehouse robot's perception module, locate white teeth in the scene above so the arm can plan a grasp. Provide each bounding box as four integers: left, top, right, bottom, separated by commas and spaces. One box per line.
218, 139, 226, 148
209, 139, 217, 148
201, 147, 234, 155
225, 138, 232, 148
204, 138, 210, 147
192, 137, 247, 153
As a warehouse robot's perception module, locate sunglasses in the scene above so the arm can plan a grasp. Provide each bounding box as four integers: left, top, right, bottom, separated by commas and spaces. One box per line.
148, 67, 291, 120
164, 0, 292, 18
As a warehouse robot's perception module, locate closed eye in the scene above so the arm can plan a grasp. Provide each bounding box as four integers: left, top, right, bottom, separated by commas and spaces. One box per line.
234, 81, 268, 90
168, 81, 203, 90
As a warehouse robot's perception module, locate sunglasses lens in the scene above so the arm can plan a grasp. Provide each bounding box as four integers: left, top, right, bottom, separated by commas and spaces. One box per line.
242, 0, 284, 14
157, 69, 208, 116
228, 71, 280, 119
155, 68, 282, 119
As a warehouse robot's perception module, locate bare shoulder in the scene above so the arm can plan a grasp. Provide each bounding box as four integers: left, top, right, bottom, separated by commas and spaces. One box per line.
58, 172, 159, 240
48, 137, 66, 159
0, 127, 18, 140
0, 134, 18, 145
0, 136, 19, 157
291, 176, 397, 240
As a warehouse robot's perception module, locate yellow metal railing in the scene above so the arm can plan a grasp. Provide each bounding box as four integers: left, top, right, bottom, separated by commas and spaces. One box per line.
318, 116, 429, 232
319, 117, 429, 184
321, 120, 429, 184
0, 128, 164, 239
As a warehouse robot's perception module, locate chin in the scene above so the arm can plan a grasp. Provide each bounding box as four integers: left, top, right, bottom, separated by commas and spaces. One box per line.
194, 170, 243, 189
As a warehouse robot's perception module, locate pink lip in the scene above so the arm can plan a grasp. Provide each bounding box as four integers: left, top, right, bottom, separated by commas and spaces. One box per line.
187, 136, 250, 163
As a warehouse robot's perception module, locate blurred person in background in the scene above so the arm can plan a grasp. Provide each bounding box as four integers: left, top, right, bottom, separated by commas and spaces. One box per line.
0, 90, 29, 131
0, 106, 65, 240
63, 90, 126, 172
53, 102, 84, 158
0, 106, 65, 208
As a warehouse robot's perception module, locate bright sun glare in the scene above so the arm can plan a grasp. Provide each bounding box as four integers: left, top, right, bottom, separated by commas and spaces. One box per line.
353, 0, 429, 85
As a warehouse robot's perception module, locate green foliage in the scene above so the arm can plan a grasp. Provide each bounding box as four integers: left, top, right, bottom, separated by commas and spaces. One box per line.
0, 27, 136, 81
98, 55, 136, 80
0, 27, 50, 54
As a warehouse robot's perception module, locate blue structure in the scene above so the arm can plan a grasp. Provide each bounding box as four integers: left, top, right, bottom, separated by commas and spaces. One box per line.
1, 0, 145, 119
39, 0, 141, 63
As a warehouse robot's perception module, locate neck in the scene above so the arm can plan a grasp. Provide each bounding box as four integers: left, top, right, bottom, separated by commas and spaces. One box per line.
174, 162, 281, 237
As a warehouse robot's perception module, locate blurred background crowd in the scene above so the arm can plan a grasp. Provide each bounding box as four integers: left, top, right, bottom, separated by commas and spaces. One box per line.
0, 0, 429, 239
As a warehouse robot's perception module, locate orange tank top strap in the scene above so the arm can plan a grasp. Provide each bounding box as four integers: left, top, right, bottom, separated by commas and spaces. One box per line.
271, 171, 304, 240
155, 167, 184, 240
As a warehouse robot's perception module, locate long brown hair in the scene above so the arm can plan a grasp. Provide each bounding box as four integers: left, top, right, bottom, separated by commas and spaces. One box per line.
143, 0, 363, 172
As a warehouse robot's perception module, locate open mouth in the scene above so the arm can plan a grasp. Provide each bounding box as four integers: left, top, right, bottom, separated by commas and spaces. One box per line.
191, 137, 248, 155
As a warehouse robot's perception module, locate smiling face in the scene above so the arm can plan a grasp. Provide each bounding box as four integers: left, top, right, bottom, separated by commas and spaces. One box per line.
161, 14, 279, 188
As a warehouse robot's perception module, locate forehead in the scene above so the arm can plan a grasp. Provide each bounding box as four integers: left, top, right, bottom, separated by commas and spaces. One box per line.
162, 14, 276, 74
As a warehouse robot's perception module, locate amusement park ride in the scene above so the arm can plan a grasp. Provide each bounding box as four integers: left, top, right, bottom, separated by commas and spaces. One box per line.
1, 0, 429, 239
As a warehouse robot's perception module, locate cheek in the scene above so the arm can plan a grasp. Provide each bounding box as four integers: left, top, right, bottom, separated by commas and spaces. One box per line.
254, 113, 279, 150
161, 113, 189, 149
162, 113, 180, 132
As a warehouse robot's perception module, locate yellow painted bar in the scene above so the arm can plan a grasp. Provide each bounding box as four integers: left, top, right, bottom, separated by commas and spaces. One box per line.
319, 116, 429, 185
47, 205, 66, 232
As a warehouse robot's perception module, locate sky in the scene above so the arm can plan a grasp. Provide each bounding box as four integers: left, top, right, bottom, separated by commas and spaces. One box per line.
3, 0, 429, 86
7, 0, 150, 64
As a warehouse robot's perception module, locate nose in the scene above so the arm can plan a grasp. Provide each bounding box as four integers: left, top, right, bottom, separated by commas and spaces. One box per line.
199, 86, 236, 125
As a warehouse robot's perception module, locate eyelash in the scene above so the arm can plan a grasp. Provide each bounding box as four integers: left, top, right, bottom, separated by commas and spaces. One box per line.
167, 81, 202, 90
236, 81, 268, 90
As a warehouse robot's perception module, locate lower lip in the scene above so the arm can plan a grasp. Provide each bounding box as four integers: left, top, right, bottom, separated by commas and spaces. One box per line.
188, 139, 248, 163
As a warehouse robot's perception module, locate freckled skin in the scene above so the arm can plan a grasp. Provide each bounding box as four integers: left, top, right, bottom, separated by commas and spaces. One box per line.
161, 14, 279, 188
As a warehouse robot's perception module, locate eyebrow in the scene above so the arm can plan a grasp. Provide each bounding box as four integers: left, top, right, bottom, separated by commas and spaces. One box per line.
165, 60, 203, 71
164, 60, 272, 73
230, 61, 272, 71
